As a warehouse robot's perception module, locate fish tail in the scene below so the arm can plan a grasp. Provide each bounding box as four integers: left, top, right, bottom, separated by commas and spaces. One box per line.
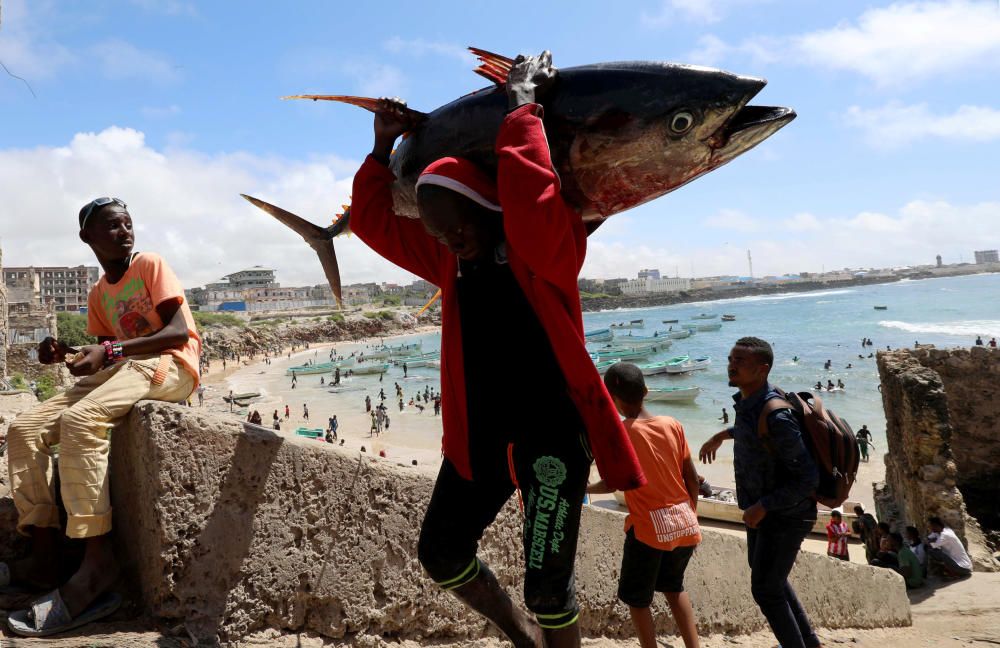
282, 94, 428, 123
468, 47, 514, 85
240, 194, 345, 308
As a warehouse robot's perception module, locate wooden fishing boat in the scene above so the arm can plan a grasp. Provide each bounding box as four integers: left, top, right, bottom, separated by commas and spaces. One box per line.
286, 362, 334, 376
691, 313, 718, 320
295, 427, 325, 439
665, 329, 692, 339
223, 391, 261, 403
388, 343, 424, 358
594, 359, 620, 374
665, 355, 711, 374
721, 314, 736, 321
638, 355, 688, 376
645, 386, 700, 402
873, 305, 888, 310
610, 319, 645, 329
695, 323, 723, 332
585, 328, 613, 343
352, 362, 390, 375
397, 352, 441, 368
662, 319, 679, 324
592, 348, 653, 362
359, 350, 390, 361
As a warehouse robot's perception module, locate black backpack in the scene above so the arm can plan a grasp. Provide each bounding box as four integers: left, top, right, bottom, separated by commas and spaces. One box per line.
757, 388, 860, 508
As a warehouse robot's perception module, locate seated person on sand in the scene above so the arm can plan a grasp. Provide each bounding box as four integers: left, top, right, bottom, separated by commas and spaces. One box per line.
2, 197, 201, 637
926, 516, 973, 579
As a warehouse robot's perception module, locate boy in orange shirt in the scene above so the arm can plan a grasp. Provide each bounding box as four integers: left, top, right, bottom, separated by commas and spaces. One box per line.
588, 362, 702, 648
3, 197, 201, 637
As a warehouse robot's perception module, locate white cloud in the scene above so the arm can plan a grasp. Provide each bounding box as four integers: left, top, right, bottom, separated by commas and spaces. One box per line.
383, 37, 474, 64
642, 0, 772, 26
582, 200, 1000, 278
91, 40, 181, 84
705, 209, 760, 232
339, 60, 407, 98
792, 0, 1000, 87
0, 0, 74, 84
845, 102, 1000, 148
783, 213, 822, 231
685, 1, 1000, 86
0, 127, 423, 290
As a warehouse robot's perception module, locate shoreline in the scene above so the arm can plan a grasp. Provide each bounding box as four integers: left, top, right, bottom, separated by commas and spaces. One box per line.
580, 268, 999, 313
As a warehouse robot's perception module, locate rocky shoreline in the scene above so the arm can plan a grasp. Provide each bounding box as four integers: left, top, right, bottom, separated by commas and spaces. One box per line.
579, 268, 994, 312
199, 312, 433, 362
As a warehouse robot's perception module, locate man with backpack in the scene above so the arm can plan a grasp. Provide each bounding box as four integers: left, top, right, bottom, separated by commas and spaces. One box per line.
699, 337, 822, 648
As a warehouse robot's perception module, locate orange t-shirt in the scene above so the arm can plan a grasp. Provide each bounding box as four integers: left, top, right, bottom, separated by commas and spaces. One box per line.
86, 252, 202, 387
622, 416, 701, 550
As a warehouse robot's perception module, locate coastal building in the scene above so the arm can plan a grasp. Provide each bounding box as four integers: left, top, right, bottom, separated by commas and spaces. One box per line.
690, 276, 745, 291
3, 265, 99, 313
974, 250, 999, 264
620, 276, 691, 295
637, 268, 660, 280
936, 255, 943, 268
223, 266, 277, 290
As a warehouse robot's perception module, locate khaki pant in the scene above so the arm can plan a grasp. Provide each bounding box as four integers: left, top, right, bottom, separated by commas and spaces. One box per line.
6, 354, 194, 539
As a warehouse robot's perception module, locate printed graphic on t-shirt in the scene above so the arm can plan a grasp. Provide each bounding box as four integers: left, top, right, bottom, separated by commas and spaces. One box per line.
649, 502, 699, 544
100, 277, 156, 339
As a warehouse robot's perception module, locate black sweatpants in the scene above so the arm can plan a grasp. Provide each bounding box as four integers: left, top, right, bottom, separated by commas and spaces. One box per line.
417, 430, 592, 629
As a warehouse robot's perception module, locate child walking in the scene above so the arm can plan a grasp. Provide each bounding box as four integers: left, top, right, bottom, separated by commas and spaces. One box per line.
3, 197, 201, 637
588, 363, 702, 648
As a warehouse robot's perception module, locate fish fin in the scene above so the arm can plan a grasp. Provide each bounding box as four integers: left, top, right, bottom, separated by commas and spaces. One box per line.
468, 47, 514, 85
417, 289, 442, 317
282, 94, 428, 122
240, 194, 343, 307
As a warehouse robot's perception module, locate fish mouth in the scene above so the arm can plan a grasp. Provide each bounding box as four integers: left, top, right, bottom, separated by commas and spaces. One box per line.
711, 104, 796, 162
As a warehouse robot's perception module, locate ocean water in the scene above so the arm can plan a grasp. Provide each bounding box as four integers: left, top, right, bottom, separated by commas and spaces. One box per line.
230, 272, 999, 456
583, 272, 1000, 450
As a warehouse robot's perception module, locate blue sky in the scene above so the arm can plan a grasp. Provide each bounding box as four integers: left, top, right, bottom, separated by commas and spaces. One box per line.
1, 0, 999, 288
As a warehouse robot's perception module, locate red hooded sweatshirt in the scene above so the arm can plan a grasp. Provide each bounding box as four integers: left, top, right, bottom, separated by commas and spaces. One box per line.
350, 103, 645, 491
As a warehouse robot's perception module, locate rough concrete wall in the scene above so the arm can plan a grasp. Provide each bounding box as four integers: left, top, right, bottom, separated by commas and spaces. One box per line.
876, 350, 999, 571
0, 391, 45, 562
110, 402, 910, 644
910, 347, 1000, 534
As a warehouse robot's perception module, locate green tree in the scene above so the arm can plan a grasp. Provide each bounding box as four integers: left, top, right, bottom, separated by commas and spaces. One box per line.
56, 312, 97, 348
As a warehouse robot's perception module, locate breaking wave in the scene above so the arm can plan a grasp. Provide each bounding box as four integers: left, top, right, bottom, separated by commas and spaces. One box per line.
878, 320, 1000, 337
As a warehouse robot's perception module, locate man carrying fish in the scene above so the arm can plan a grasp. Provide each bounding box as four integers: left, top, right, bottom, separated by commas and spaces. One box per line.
349, 51, 645, 648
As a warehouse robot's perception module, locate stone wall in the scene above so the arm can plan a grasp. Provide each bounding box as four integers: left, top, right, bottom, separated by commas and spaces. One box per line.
913, 347, 1000, 536
0, 391, 45, 562
100, 402, 909, 644
876, 349, 1000, 571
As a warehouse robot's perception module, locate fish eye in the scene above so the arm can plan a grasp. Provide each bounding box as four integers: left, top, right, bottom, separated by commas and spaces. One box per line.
670, 111, 695, 134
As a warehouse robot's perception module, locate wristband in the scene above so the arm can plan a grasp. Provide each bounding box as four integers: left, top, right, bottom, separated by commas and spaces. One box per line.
101, 340, 125, 366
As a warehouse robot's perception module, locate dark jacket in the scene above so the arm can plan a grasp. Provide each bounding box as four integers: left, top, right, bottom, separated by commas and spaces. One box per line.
731, 383, 819, 518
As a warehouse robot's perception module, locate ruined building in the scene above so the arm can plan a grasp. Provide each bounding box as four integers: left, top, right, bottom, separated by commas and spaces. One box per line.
877, 348, 1000, 571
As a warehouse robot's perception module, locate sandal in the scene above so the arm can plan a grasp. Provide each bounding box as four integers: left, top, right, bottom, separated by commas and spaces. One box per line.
6, 589, 122, 637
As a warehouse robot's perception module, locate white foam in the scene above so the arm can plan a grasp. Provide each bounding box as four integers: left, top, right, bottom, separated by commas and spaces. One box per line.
878, 320, 1000, 337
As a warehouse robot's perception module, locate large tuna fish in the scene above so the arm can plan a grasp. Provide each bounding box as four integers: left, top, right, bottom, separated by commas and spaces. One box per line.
242, 48, 795, 305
